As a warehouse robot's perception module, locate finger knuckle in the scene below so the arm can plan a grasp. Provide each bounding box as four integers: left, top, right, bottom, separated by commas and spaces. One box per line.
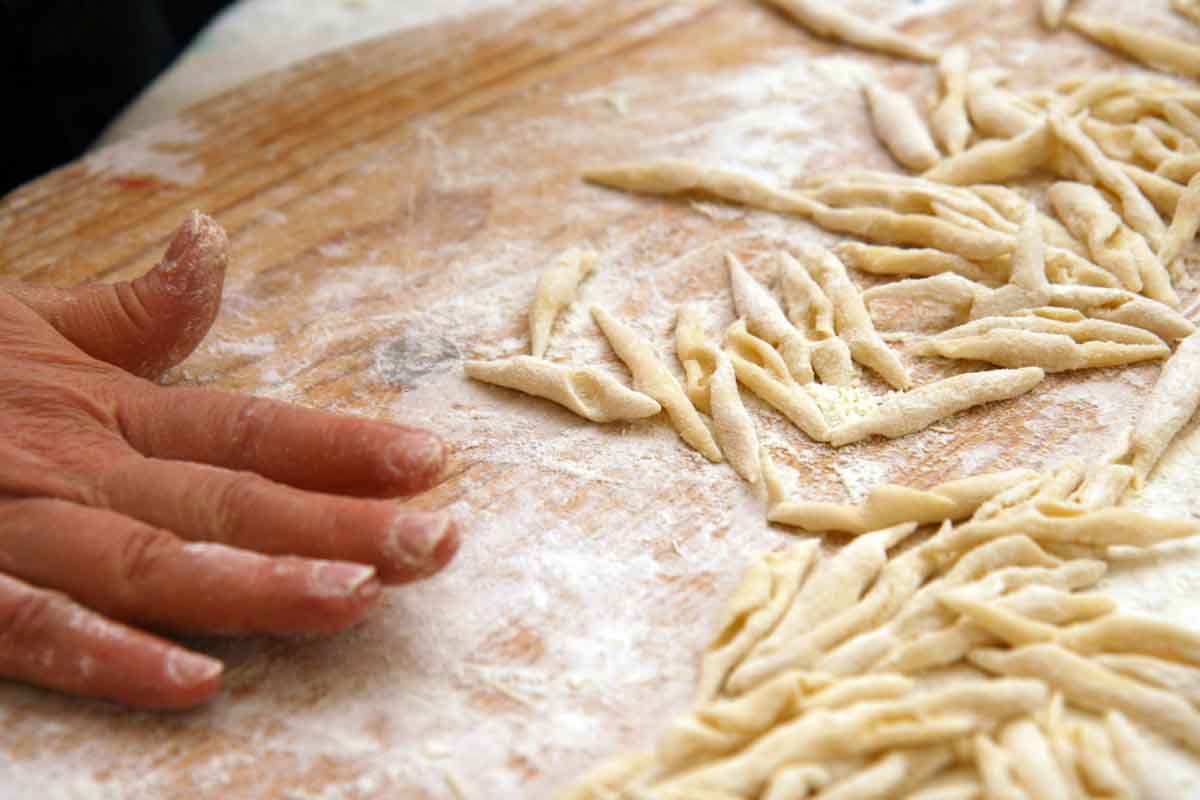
117, 526, 176, 586
210, 471, 268, 539
228, 397, 279, 458
0, 586, 71, 647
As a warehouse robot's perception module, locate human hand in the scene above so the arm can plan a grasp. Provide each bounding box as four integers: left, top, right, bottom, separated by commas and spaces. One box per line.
0, 212, 458, 709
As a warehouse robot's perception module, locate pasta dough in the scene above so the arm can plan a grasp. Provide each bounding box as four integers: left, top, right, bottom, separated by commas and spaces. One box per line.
769, 470, 1037, 534
1112, 327, 1200, 484
727, 253, 813, 383
1066, 13, 1200, 80
912, 310, 1171, 372
829, 367, 1045, 447
778, 251, 857, 385
798, 242, 912, 389
529, 248, 597, 358
592, 306, 724, 462
761, 0, 937, 62
724, 319, 831, 441
930, 46, 971, 157
676, 303, 762, 483
864, 83, 941, 172
1160, 172, 1200, 268
464, 356, 661, 422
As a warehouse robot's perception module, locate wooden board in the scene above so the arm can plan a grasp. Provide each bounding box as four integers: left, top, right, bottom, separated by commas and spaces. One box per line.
4, 0, 1200, 797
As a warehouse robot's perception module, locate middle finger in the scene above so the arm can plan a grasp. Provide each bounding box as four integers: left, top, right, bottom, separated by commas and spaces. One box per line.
95, 455, 459, 584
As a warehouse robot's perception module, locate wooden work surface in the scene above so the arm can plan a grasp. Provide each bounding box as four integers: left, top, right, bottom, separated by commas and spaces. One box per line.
4, 1, 1200, 797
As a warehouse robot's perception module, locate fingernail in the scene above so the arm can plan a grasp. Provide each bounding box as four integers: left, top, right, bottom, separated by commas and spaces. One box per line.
386, 511, 455, 574
311, 563, 378, 599
166, 650, 223, 688
386, 433, 447, 484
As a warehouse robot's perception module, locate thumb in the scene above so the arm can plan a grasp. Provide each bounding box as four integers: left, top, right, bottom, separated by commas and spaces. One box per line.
9, 212, 229, 379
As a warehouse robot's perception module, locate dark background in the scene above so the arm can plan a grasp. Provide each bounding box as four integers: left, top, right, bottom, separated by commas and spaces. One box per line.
1, 1, 236, 196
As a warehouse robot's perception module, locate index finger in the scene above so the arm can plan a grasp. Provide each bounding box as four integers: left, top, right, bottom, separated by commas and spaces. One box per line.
118, 385, 447, 498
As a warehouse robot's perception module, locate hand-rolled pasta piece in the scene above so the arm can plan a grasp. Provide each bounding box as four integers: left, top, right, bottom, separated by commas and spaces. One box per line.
748, 524, 917, 668
1051, 113, 1169, 251
728, 528, 944, 690
1048, 181, 1176, 303
829, 367, 1044, 447
864, 83, 941, 171
872, 558, 1107, 674
676, 304, 761, 483
932, 502, 1200, 555
529, 248, 596, 358
1105, 711, 1178, 800
814, 748, 954, 800
1047, 284, 1194, 341
647, 679, 1046, 798
925, 121, 1053, 185
912, 312, 1170, 372
965, 71, 1042, 139
592, 306, 723, 462
779, 252, 856, 385
800, 243, 912, 389
1155, 153, 1200, 183
761, 0, 937, 62
808, 202, 1017, 260
1112, 328, 1200, 484
807, 173, 1016, 232
1164, 98, 1200, 144
1069, 463, 1135, 509
836, 242, 1002, 284
817, 535, 1070, 676
725, 320, 830, 441
971, 643, 1200, 754
692, 540, 818, 703
583, 158, 812, 214
1070, 721, 1138, 799
728, 253, 813, 383
975, 735, 1028, 800
1066, 13, 1200, 80
931, 47, 972, 156
770, 469, 1037, 534
1000, 718, 1074, 800
1045, 246, 1123, 287
1160, 172, 1200, 267
1122, 162, 1184, 218
661, 672, 909, 775
1096, 653, 1200, 707
464, 356, 661, 422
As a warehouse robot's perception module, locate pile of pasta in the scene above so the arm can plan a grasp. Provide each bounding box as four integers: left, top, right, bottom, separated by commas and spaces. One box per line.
462, 0, 1200, 796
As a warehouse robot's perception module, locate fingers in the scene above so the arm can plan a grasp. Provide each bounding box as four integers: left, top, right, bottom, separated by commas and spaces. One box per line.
98, 457, 459, 584
0, 498, 382, 636
118, 386, 447, 498
7, 211, 228, 379
0, 572, 221, 710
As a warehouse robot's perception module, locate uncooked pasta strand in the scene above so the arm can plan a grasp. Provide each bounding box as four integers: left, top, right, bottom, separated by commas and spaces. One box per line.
592, 306, 723, 462
1160, 172, 1200, 267
1066, 13, 1200, 80
728, 253, 813, 383
830, 368, 1044, 447
925, 121, 1053, 185
865, 83, 941, 172
465, 357, 661, 423
762, 0, 937, 62
530, 248, 597, 358
931, 46, 971, 156
799, 243, 912, 389
583, 159, 812, 214
1113, 327, 1200, 484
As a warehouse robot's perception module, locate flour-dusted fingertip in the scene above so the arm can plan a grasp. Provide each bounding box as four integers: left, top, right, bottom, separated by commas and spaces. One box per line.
385, 431, 448, 493
165, 648, 223, 689
382, 510, 459, 582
